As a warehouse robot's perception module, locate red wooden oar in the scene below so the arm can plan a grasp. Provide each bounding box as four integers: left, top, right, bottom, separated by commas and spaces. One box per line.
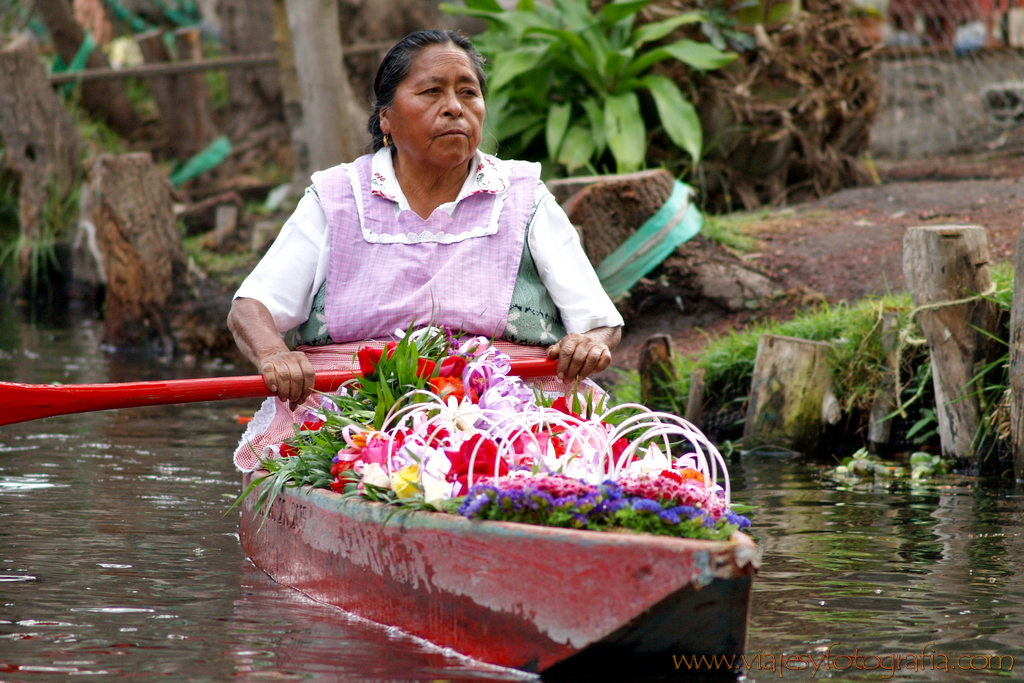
0, 358, 559, 427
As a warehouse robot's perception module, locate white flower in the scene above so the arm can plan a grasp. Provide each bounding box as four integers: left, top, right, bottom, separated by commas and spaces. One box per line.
361, 462, 392, 489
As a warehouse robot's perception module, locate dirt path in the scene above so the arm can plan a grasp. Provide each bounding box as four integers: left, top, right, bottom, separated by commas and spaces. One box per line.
609, 176, 1024, 374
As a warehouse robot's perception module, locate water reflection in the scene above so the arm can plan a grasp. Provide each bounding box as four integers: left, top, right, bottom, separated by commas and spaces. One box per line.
2, 306, 1024, 681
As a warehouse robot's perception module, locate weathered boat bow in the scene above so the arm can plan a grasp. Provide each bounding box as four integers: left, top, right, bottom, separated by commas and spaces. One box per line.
239, 473, 759, 678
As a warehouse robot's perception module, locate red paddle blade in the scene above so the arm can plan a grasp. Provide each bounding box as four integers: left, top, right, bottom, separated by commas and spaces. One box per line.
0, 359, 558, 427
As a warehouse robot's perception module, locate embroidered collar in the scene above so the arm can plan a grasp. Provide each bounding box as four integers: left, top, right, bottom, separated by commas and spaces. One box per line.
369, 148, 511, 208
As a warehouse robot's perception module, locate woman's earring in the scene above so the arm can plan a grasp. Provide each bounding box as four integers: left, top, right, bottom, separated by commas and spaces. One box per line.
383, 134, 390, 147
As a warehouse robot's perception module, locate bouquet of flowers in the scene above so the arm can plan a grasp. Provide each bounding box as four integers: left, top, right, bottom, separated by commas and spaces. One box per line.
241, 327, 750, 541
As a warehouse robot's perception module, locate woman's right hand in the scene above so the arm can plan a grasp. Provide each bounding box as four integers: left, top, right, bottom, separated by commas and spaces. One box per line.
257, 349, 317, 410
227, 297, 316, 410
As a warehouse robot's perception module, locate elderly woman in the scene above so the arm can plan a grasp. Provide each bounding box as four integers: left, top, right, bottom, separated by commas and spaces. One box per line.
228, 30, 622, 468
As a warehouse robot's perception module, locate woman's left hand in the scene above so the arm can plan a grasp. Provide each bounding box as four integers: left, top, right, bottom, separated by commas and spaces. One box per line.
547, 326, 622, 382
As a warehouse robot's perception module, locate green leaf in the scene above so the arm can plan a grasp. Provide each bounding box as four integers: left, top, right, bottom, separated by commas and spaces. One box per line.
603, 92, 645, 172
597, 0, 650, 25
516, 0, 534, 10
464, 0, 503, 12
524, 27, 597, 70
625, 39, 735, 77
603, 49, 633, 80
489, 46, 548, 90
545, 102, 572, 158
643, 74, 702, 161
493, 110, 546, 142
581, 97, 607, 156
556, 124, 596, 172
630, 11, 703, 47
659, 39, 738, 70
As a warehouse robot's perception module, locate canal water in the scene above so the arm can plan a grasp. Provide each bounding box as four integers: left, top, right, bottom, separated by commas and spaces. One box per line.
2, 305, 1024, 682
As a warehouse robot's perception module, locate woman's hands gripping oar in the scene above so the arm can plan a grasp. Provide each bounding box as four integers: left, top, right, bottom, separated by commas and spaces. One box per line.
0, 359, 559, 427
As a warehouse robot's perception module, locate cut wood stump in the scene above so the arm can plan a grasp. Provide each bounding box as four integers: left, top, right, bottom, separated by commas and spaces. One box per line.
555, 169, 676, 266
742, 334, 833, 454
903, 225, 999, 464
551, 170, 776, 313
0, 34, 82, 279
89, 153, 185, 348
1008, 224, 1024, 480
638, 335, 677, 413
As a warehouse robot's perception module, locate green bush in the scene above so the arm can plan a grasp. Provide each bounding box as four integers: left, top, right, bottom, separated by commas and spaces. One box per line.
443, 0, 736, 174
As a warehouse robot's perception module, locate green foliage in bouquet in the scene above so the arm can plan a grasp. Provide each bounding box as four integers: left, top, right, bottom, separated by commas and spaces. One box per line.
442, 0, 736, 174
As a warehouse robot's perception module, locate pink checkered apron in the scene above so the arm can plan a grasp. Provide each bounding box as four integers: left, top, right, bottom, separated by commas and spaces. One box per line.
233, 154, 585, 471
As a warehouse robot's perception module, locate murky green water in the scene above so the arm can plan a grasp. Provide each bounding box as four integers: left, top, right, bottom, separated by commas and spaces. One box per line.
2, 306, 1023, 682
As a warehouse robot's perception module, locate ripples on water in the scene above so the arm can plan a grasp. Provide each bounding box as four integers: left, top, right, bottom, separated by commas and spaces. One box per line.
2, 310, 1024, 681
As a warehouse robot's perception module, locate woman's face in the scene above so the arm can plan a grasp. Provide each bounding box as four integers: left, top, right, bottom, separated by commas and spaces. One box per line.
379, 44, 485, 173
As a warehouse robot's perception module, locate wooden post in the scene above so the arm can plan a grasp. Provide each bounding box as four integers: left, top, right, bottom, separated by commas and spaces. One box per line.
868, 312, 900, 450
89, 153, 185, 349
742, 334, 833, 453
137, 28, 217, 161
283, 0, 367, 171
903, 225, 999, 462
1009, 225, 1024, 480
638, 335, 677, 413
685, 368, 706, 428
0, 34, 82, 278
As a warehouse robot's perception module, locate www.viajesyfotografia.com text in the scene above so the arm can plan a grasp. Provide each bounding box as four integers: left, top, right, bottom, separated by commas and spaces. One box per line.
673, 642, 1014, 678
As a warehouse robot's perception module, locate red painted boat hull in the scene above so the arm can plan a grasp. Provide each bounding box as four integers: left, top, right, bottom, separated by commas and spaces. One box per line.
239, 473, 759, 677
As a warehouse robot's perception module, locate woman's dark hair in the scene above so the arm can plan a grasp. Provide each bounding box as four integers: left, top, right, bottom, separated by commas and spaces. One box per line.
367, 30, 487, 152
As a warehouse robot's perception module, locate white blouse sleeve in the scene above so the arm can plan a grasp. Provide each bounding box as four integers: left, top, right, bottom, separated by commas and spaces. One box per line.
233, 188, 330, 334
528, 186, 624, 334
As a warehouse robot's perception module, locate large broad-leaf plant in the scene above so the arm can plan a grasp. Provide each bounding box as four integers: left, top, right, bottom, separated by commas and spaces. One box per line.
442, 0, 737, 173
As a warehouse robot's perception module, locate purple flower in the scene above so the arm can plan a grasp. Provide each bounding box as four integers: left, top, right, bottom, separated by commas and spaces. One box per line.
630, 498, 663, 514
600, 481, 624, 500
659, 509, 681, 525
666, 505, 702, 519
725, 510, 751, 529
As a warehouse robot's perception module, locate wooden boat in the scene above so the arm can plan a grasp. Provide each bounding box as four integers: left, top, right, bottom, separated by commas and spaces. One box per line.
239, 471, 760, 679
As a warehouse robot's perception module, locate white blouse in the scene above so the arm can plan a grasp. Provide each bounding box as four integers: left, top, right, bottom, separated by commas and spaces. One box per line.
234, 149, 624, 338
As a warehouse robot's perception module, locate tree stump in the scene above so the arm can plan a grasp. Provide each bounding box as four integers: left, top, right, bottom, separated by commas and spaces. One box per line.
903, 225, 999, 463
89, 153, 185, 348
556, 169, 676, 266
638, 334, 677, 413
1008, 225, 1024, 480
36, 0, 139, 138
742, 334, 833, 454
137, 28, 217, 161
0, 34, 82, 279
551, 169, 777, 314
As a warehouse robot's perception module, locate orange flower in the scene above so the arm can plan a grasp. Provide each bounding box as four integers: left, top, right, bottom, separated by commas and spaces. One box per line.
679, 467, 705, 485
429, 376, 465, 402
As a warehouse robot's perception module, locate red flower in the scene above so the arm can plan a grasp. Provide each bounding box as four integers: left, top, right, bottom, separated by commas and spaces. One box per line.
550, 396, 583, 419
415, 355, 467, 379
357, 342, 398, 376
300, 420, 323, 432
423, 426, 451, 448
331, 459, 355, 478
446, 434, 508, 495
279, 443, 298, 458
658, 470, 684, 484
